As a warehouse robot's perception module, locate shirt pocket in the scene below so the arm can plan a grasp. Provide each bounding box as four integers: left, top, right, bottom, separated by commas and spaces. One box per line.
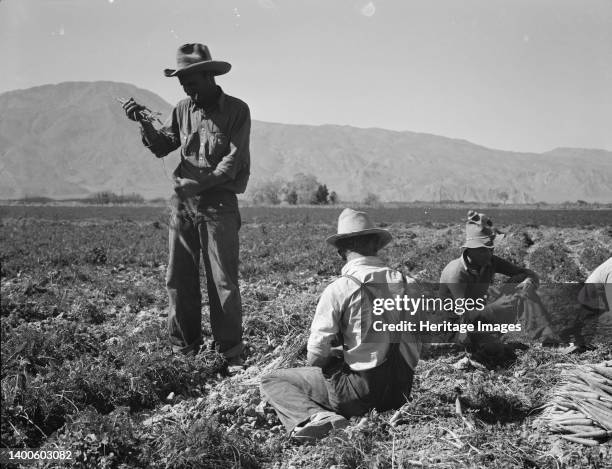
208, 132, 230, 163
182, 131, 200, 158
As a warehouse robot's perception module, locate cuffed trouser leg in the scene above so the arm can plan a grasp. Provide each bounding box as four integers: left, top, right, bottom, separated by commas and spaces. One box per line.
261, 359, 415, 434
260, 367, 334, 433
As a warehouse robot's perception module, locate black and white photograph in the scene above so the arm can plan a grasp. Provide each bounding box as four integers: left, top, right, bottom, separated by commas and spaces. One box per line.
1, 1, 611, 467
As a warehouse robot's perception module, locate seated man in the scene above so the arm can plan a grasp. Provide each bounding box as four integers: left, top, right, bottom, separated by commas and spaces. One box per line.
563, 257, 612, 353
260, 208, 421, 441
579, 257, 612, 313
439, 210, 559, 364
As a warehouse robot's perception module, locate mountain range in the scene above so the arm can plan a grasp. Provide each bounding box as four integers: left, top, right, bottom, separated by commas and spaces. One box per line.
1, 81, 610, 203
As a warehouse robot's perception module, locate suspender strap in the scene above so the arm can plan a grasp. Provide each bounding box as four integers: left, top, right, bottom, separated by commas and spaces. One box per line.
342, 273, 376, 303
340, 273, 404, 346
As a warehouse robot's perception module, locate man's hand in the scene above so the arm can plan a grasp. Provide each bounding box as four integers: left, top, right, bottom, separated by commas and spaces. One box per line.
174, 177, 203, 199
122, 97, 145, 122
330, 346, 343, 359
515, 277, 537, 298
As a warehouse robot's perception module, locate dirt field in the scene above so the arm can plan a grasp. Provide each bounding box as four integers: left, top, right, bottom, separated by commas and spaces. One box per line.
1, 205, 611, 468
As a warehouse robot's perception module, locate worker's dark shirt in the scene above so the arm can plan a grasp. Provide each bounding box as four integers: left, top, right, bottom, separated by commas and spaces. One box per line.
142, 87, 250, 194
439, 252, 534, 302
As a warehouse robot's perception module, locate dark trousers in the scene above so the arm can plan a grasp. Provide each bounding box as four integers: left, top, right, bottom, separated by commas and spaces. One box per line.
260, 347, 414, 433
166, 193, 243, 358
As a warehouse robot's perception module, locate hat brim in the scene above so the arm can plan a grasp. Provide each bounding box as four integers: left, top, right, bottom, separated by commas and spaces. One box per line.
164, 61, 231, 77
326, 229, 392, 250
462, 233, 505, 249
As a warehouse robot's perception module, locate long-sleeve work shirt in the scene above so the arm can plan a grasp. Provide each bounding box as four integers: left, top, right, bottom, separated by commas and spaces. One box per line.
307, 256, 422, 372
141, 87, 250, 194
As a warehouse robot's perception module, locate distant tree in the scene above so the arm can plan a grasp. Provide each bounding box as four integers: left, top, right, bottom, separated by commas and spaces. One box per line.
89, 191, 144, 205
251, 174, 336, 205
94, 191, 112, 204
498, 191, 509, 205
290, 173, 320, 204
251, 180, 282, 205
363, 192, 381, 207
329, 191, 338, 205
18, 196, 54, 204
148, 197, 167, 205
285, 190, 298, 205
313, 184, 329, 205
121, 193, 145, 204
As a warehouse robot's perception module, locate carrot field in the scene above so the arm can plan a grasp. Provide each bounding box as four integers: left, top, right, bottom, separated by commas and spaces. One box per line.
1, 204, 611, 468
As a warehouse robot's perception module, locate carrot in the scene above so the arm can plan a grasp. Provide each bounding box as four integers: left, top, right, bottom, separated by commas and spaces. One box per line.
569, 430, 612, 439
599, 397, 612, 407
586, 378, 612, 394
565, 379, 595, 388
579, 402, 612, 430
559, 391, 601, 400
557, 424, 600, 433
559, 435, 599, 446
576, 370, 604, 386
592, 381, 612, 395
558, 411, 584, 419
590, 365, 612, 381
587, 398, 612, 412
552, 418, 593, 426
585, 400, 612, 417
588, 370, 608, 382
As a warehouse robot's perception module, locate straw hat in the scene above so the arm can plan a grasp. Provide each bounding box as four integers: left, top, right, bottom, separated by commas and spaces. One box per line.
164, 43, 231, 77
326, 208, 392, 249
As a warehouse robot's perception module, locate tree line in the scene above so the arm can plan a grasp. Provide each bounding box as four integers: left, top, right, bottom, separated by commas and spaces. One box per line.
249, 173, 338, 205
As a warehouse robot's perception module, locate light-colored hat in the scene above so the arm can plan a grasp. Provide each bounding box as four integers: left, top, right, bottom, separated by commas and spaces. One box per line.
326, 208, 392, 249
462, 210, 505, 249
164, 43, 231, 77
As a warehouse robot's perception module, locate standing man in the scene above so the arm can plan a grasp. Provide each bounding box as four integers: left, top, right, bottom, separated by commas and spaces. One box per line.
122, 44, 250, 368
261, 209, 421, 441
439, 210, 559, 365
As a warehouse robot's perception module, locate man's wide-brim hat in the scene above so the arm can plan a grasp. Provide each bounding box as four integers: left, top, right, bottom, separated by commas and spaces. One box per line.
326, 208, 392, 249
462, 210, 505, 249
164, 43, 231, 77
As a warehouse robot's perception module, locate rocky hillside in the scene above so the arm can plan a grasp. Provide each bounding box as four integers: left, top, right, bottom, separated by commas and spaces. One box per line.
1, 82, 610, 203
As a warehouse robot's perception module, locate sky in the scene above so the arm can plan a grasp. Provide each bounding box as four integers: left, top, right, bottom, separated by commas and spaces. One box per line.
1, 0, 611, 153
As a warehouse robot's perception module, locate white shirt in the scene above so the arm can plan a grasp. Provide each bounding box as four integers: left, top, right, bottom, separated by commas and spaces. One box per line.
307, 256, 422, 371
586, 257, 612, 284
582, 257, 612, 312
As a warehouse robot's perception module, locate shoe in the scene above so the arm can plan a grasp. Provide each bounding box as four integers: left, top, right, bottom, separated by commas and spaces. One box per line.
539, 327, 564, 347
452, 355, 487, 371
541, 337, 566, 348
226, 355, 245, 375
561, 343, 594, 355
292, 412, 349, 442
172, 342, 200, 356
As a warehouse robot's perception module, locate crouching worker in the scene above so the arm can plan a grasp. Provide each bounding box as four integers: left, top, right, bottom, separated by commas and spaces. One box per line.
260, 208, 421, 442
439, 210, 560, 366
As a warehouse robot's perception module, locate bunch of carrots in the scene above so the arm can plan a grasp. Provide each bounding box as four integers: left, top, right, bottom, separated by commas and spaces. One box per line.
541, 361, 612, 446
115, 97, 164, 125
